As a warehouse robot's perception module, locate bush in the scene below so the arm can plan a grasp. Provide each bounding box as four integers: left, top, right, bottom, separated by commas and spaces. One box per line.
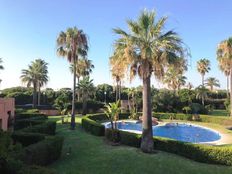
14, 119, 46, 130
18, 165, 57, 174
190, 103, 208, 114
15, 113, 47, 120
82, 117, 105, 136
18, 136, 64, 166
105, 128, 120, 143
120, 131, 141, 148
12, 132, 46, 146
21, 122, 56, 135
153, 137, 232, 166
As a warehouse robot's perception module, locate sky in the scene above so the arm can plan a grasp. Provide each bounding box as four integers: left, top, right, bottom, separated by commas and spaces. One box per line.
0, 0, 232, 90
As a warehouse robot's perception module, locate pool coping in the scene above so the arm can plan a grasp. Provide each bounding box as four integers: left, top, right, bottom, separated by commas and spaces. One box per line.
102, 120, 232, 145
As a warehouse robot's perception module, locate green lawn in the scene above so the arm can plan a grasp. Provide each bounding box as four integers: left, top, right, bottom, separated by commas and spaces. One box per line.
209, 110, 229, 117
48, 117, 232, 174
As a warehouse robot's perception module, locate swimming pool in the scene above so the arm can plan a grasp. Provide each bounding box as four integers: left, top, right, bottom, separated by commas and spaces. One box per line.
104, 121, 221, 143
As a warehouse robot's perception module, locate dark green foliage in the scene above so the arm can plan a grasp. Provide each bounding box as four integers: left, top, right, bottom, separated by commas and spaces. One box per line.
154, 137, 232, 166
18, 165, 57, 174
21, 122, 56, 135
119, 113, 130, 119
12, 132, 46, 146
15, 113, 47, 120
82, 117, 105, 136
190, 103, 208, 114
14, 119, 46, 130
120, 131, 141, 148
105, 128, 120, 143
18, 136, 64, 166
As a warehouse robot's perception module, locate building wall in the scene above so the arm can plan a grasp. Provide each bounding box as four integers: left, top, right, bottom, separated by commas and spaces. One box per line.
0, 98, 15, 131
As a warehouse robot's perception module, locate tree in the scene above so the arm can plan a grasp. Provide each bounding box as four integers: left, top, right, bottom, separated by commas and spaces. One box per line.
112, 10, 186, 153
217, 37, 232, 116
0, 58, 4, 85
197, 58, 210, 86
218, 56, 230, 97
78, 76, 95, 115
205, 77, 220, 91
70, 58, 94, 101
56, 27, 88, 129
20, 59, 48, 108
110, 53, 125, 101
195, 85, 208, 106
35, 59, 48, 106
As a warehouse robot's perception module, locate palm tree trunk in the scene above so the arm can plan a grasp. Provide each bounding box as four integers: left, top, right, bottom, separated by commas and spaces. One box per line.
116, 82, 118, 101
38, 86, 41, 106
71, 56, 77, 129
119, 80, 121, 101
227, 75, 229, 98
202, 74, 204, 86
141, 75, 153, 153
230, 69, 232, 117
32, 83, 37, 108
77, 77, 80, 102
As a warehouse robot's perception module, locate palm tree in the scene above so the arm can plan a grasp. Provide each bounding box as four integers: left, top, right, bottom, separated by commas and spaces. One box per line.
197, 58, 210, 86
35, 59, 49, 106
110, 54, 125, 101
70, 58, 94, 101
195, 85, 208, 106
218, 57, 230, 97
78, 76, 95, 115
217, 37, 232, 116
127, 87, 137, 111
56, 27, 88, 129
21, 59, 48, 108
111, 10, 186, 153
164, 66, 187, 92
205, 77, 220, 91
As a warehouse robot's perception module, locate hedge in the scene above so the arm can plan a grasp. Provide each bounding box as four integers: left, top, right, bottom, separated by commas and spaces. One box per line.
82, 113, 130, 136
15, 113, 47, 120
14, 119, 46, 130
18, 165, 57, 174
84, 113, 232, 165
21, 121, 56, 135
18, 136, 64, 166
12, 132, 46, 146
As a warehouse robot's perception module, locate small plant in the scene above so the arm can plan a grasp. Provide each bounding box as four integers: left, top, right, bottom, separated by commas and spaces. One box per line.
129, 107, 139, 120
104, 100, 121, 143
182, 106, 191, 114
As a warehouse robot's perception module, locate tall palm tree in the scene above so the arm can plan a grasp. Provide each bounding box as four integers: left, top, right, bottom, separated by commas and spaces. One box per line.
35, 59, 49, 106
78, 76, 95, 115
70, 58, 94, 101
111, 10, 186, 153
205, 77, 220, 91
56, 27, 88, 129
217, 37, 232, 116
197, 58, 210, 86
21, 59, 48, 108
195, 85, 208, 106
110, 54, 125, 101
163, 66, 187, 92
218, 57, 230, 97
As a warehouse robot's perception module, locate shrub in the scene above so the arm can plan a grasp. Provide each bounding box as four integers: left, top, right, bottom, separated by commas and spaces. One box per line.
21, 121, 56, 135
18, 165, 57, 174
18, 136, 64, 166
82, 117, 105, 136
153, 137, 232, 166
12, 132, 46, 146
105, 128, 120, 143
120, 131, 141, 148
14, 119, 46, 130
15, 113, 47, 120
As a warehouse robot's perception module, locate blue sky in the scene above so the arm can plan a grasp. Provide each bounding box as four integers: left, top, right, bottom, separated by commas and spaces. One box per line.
0, 0, 231, 90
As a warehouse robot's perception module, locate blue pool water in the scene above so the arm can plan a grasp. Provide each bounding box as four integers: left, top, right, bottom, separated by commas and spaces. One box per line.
104, 122, 221, 143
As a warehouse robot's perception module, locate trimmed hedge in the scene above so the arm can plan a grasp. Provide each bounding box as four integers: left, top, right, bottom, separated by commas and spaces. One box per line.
18, 165, 56, 174
12, 132, 46, 146
18, 136, 64, 166
21, 121, 56, 135
154, 137, 232, 166
15, 113, 47, 120
14, 119, 46, 130
82, 117, 105, 136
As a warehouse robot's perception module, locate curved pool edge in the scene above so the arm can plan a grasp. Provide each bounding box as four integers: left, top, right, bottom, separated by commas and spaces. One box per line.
102, 120, 231, 145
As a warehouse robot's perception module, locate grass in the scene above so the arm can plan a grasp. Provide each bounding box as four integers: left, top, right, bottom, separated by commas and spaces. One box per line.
48, 116, 232, 174
209, 110, 229, 117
